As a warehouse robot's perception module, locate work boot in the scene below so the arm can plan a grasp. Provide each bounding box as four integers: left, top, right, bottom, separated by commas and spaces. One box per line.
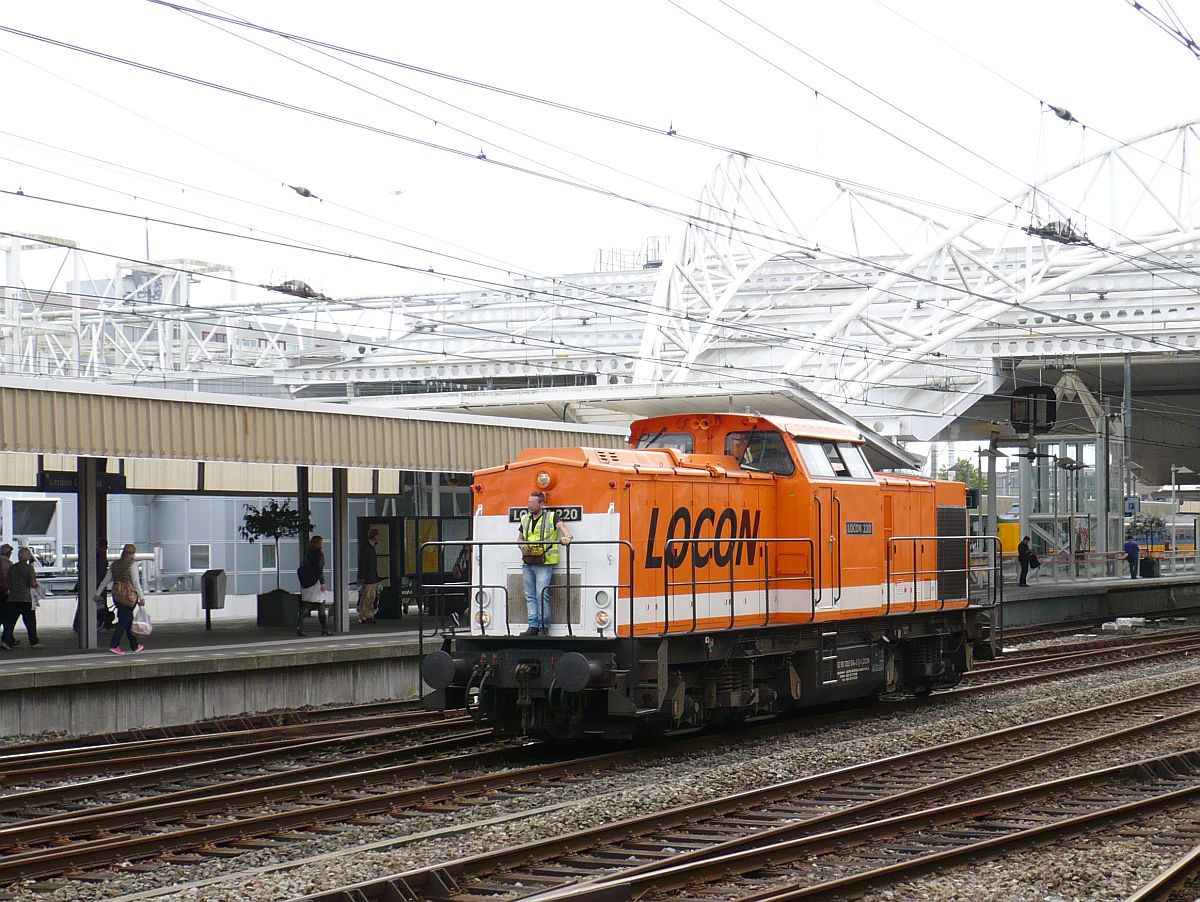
519, 627, 539, 637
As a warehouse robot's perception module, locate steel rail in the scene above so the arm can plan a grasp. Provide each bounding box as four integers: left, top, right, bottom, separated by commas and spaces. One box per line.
953, 639, 1200, 694
13, 618, 1200, 890
974, 626, 1200, 666
966, 631, 1200, 676
0, 720, 478, 816
0, 709, 461, 776
290, 677, 1200, 902
0, 698, 426, 755
1126, 841, 1200, 901
5, 729, 496, 830
0, 734, 713, 884
554, 749, 1200, 902
0, 737, 524, 849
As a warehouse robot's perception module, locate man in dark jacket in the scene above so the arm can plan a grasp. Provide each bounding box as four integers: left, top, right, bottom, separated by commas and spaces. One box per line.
1123, 537, 1140, 579
1017, 536, 1032, 587
357, 528, 381, 623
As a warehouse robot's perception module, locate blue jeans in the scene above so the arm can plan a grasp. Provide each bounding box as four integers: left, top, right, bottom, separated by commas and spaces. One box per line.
523, 564, 554, 629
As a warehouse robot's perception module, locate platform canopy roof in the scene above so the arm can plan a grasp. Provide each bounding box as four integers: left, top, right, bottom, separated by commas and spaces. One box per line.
352, 380, 923, 471
0, 378, 626, 494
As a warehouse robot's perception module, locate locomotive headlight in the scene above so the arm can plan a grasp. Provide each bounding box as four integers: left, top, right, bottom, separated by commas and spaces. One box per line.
473, 610, 491, 626
594, 589, 611, 608
594, 610, 611, 628
535, 469, 554, 489
474, 589, 491, 609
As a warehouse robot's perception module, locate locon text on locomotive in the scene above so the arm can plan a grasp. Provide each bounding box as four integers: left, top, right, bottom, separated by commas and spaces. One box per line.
644, 506, 762, 569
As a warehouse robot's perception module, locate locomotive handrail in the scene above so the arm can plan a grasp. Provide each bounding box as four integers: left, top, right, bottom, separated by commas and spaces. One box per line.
832, 495, 843, 605
418, 538, 636, 641
662, 536, 817, 636
812, 494, 824, 608
885, 535, 1001, 619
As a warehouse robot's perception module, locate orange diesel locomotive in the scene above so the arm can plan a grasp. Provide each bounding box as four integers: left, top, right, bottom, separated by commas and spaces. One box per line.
422, 413, 1001, 739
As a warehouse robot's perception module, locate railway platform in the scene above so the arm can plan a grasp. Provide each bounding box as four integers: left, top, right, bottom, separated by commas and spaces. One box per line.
0, 615, 441, 737
1001, 571, 1200, 629
7, 574, 1200, 739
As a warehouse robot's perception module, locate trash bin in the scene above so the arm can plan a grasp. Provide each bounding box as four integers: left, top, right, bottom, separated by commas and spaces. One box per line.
201, 569, 227, 630
1139, 558, 1161, 578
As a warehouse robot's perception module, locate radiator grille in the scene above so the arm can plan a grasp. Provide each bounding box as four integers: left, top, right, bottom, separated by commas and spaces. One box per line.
936, 506, 967, 601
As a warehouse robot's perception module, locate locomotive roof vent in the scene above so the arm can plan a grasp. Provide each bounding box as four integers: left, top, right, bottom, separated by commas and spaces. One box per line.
596, 450, 621, 463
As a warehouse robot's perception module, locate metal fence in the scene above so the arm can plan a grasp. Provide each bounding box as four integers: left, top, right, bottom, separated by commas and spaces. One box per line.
1002, 548, 1200, 585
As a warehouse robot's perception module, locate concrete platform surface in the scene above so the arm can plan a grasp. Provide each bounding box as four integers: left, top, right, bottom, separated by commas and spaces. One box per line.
0, 616, 456, 736
1000, 573, 1200, 627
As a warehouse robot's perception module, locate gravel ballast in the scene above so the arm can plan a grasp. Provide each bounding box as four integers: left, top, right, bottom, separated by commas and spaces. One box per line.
12, 654, 1200, 902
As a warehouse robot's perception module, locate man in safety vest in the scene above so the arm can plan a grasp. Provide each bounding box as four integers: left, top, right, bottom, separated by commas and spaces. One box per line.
518, 491, 572, 636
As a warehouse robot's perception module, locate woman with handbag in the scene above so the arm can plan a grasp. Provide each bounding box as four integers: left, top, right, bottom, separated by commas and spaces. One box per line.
94, 543, 146, 654
297, 535, 331, 637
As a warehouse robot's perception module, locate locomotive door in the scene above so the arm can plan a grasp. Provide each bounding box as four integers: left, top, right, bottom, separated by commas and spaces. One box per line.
814, 486, 841, 607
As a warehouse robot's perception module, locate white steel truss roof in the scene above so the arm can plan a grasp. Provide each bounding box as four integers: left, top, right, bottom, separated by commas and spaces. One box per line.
5, 124, 1200, 446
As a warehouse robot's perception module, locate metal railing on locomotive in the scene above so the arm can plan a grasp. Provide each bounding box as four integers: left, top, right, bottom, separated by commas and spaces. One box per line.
416, 538, 636, 640
660, 537, 817, 634
886, 535, 1003, 644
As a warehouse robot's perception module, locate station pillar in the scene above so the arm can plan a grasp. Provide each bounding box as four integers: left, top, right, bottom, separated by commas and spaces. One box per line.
1018, 452, 1032, 550
985, 440, 999, 539
75, 457, 101, 650
296, 466, 311, 551
331, 467, 350, 634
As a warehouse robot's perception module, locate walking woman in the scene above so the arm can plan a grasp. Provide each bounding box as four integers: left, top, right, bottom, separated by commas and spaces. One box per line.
297, 535, 331, 637
93, 543, 146, 654
2, 547, 41, 648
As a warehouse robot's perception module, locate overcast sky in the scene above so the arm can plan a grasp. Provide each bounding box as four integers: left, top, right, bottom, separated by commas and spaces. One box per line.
1, 1, 1197, 305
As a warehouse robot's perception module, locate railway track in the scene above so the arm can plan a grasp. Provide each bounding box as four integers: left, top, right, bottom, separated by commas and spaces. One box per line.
290, 675, 1200, 901
2, 698, 426, 755
956, 633, 1200, 691
11, 630, 1200, 893
541, 749, 1200, 902
976, 625, 1200, 665
0, 710, 477, 787
1128, 841, 1200, 901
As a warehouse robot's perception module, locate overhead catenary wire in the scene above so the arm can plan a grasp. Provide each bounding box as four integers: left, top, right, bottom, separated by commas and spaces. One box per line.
678, 1, 1200, 311
8, 8, 1198, 353
9, 5, 1200, 410
9, 180, 1200, 411
7, 218, 1200, 436
1124, 0, 1200, 61
11, 275, 1200, 450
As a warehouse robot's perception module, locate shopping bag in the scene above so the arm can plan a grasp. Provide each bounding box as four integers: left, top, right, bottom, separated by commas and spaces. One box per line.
131, 606, 154, 637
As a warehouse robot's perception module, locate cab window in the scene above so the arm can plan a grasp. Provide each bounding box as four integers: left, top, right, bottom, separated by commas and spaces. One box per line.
637, 431, 694, 453
838, 443, 874, 479
725, 431, 795, 476
795, 440, 834, 477
794, 439, 875, 480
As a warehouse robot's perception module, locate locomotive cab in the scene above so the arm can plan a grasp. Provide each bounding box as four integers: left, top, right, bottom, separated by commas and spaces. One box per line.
423, 413, 1001, 739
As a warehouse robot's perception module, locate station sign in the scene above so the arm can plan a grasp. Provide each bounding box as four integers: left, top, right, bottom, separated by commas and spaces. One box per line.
37, 471, 128, 493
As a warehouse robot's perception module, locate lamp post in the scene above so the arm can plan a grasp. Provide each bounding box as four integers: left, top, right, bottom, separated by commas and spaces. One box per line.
1171, 465, 1194, 569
